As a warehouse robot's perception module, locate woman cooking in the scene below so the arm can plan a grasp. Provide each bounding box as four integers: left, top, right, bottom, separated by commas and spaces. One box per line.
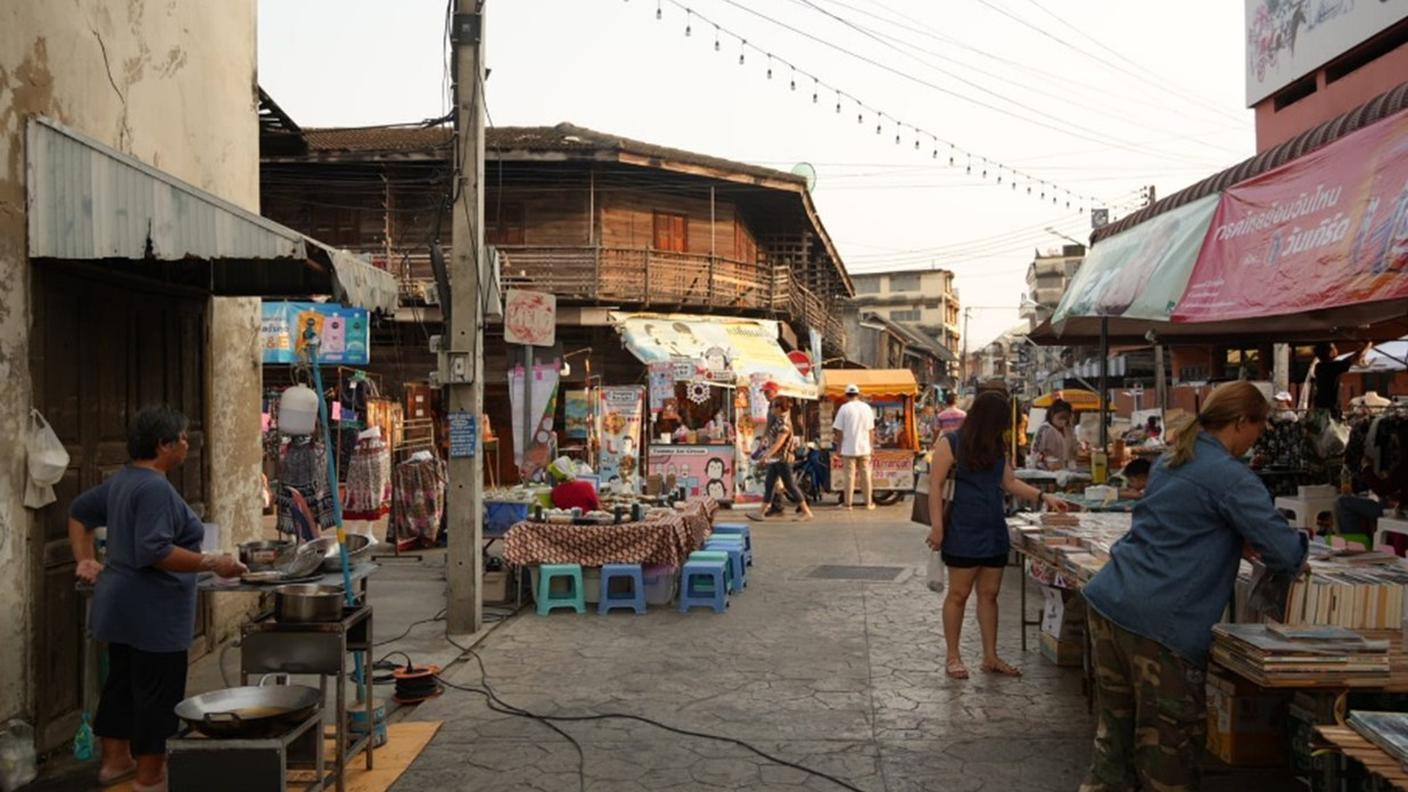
1079, 382, 1308, 790
1031, 398, 1076, 470
69, 405, 247, 791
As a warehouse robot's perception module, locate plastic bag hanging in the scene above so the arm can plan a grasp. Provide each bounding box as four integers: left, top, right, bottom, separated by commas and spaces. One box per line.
24, 409, 69, 509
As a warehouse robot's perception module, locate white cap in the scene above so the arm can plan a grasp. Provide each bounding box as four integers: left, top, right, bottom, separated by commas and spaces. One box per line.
1274, 390, 1293, 403
845, 384, 861, 396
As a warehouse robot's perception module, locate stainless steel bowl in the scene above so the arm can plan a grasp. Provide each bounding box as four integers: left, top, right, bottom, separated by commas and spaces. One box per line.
315, 533, 377, 573
238, 540, 293, 573
273, 583, 346, 623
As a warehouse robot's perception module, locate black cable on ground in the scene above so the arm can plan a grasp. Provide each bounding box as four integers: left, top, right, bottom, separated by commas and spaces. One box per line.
372, 608, 447, 647
436, 636, 866, 792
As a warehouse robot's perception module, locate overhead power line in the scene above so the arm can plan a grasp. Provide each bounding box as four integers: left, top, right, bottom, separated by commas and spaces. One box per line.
633, 0, 1104, 212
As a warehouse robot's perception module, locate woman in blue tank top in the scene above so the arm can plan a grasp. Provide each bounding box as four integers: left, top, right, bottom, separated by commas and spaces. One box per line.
925, 391, 1067, 679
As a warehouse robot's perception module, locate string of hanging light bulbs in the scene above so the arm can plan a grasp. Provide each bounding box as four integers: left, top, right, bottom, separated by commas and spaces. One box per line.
627, 0, 1106, 214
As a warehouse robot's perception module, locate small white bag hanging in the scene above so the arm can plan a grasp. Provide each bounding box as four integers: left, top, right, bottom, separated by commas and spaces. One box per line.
24, 409, 69, 509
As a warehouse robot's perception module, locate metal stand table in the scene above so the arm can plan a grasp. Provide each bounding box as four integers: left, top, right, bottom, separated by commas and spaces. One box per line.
168, 709, 326, 792
241, 605, 374, 792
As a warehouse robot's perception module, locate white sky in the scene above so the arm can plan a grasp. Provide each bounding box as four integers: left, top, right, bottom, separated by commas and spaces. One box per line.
259, 0, 1255, 348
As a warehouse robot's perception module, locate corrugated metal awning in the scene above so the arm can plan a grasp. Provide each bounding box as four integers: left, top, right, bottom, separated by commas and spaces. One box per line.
25, 116, 397, 313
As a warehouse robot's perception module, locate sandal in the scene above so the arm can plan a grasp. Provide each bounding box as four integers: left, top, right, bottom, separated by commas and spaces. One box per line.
945, 659, 969, 680
98, 762, 137, 785
981, 659, 1023, 677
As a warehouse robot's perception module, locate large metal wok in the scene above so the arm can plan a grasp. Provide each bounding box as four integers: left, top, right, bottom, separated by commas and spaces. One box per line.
174, 676, 321, 738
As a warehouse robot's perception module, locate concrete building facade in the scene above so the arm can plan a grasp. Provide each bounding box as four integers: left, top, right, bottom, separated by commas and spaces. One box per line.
0, 1, 265, 749
849, 268, 961, 359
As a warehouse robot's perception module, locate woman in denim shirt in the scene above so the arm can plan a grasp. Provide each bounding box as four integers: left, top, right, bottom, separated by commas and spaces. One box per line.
1080, 382, 1308, 791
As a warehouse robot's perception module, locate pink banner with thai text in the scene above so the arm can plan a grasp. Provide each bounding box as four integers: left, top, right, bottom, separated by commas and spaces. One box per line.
1174, 108, 1408, 323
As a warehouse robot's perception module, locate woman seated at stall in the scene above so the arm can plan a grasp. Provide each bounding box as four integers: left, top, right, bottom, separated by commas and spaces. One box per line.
1030, 399, 1076, 471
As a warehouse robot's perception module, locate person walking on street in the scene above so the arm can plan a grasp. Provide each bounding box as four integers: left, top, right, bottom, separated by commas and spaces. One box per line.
69, 405, 248, 792
833, 384, 877, 510
749, 383, 814, 522
1079, 381, 1308, 791
925, 391, 1069, 680
935, 391, 967, 435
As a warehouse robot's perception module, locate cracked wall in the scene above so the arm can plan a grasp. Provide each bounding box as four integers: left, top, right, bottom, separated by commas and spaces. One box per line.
0, 0, 259, 724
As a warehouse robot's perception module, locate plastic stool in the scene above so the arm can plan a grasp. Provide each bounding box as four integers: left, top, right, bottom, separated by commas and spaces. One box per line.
689, 550, 736, 593
679, 559, 729, 613
536, 564, 585, 615
599, 563, 646, 615
703, 541, 746, 592
711, 524, 753, 566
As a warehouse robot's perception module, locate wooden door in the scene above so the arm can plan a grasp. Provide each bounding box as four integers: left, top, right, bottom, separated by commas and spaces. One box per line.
29, 265, 209, 751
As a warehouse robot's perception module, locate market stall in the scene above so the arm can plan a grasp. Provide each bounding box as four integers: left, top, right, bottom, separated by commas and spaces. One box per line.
819, 369, 921, 504
612, 312, 817, 503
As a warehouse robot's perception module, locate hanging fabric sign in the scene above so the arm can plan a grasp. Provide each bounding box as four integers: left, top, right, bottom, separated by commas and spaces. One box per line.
261, 301, 370, 365
598, 386, 644, 492
648, 362, 674, 413
564, 390, 591, 440
508, 345, 562, 480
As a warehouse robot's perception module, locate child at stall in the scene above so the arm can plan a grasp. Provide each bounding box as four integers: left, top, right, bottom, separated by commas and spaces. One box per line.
1118, 458, 1152, 500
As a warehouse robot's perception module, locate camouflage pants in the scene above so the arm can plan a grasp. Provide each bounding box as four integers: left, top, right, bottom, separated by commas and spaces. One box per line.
1080, 611, 1207, 792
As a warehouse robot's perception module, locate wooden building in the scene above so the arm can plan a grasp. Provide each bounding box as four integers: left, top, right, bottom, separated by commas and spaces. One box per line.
258, 94, 853, 482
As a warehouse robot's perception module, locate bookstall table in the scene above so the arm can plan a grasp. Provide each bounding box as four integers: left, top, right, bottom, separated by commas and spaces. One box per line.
1314, 725, 1408, 791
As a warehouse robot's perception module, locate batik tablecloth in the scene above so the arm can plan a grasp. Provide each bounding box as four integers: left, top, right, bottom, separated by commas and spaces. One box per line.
504, 498, 719, 568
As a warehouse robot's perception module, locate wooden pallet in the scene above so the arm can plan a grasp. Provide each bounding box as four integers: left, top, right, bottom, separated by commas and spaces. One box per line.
1315, 725, 1408, 790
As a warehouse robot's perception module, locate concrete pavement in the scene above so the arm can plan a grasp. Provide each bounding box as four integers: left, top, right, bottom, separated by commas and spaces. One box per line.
391, 506, 1095, 791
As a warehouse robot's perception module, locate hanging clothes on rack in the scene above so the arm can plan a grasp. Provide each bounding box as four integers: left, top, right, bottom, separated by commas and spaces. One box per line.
277, 435, 337, 540
392, 452, 446, 550
344, 429, 392, 521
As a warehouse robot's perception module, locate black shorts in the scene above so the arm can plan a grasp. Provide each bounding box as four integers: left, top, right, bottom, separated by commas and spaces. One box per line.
94, 643, 189, 756
941, 551, 1009, 569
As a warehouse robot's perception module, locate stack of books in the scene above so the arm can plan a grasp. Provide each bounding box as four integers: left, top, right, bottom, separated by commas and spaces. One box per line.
1211, 623, 1391, 687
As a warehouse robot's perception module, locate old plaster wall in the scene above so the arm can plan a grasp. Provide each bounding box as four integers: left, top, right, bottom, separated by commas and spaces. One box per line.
0, 0, 261, 723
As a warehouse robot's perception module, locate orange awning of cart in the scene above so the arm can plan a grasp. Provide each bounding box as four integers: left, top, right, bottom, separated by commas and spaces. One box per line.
1032, 389, 1114, 411
821, 369, 920, 399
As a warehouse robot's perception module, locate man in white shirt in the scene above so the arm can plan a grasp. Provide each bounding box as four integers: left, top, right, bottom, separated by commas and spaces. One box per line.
832, 384, 877, 510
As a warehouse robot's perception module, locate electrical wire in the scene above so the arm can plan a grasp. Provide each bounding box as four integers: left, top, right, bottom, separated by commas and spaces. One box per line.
432, 639, 869, 792
638, 0, 1102, 211
371, 609, 447, 647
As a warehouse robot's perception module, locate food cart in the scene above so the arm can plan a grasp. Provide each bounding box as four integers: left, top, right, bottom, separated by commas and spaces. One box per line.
819, 369, 921, 505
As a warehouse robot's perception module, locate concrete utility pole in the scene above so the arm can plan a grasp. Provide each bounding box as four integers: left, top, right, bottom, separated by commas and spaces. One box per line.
446, 0, 485, 634
960, 307, 971, 392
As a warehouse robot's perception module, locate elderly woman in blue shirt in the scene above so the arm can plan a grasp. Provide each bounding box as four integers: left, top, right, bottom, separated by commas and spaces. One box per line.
1080, 381, 1308, 792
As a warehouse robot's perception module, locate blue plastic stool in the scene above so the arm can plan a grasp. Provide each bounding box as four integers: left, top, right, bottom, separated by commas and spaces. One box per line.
598, 563, 646, 615
702, 541, 746, 592
679, 558, 729, 613
711, 524, 753, 567
536, 564, 585, 615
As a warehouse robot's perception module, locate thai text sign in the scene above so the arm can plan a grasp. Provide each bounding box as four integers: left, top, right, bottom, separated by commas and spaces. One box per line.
647, 444, 735, 500
261, 301, 369, 365
504, 289, 556, 346
830, 448, 915, 492
1175, 108, 1408, 323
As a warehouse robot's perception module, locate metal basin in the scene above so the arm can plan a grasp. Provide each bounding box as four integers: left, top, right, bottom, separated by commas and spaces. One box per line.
273, 583, 345, 623
311, 534, 377, 573
237, 540, 293, 573
174, 678, 321, 738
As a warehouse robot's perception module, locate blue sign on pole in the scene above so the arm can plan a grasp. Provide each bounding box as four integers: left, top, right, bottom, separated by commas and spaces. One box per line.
449, 411, 477, 459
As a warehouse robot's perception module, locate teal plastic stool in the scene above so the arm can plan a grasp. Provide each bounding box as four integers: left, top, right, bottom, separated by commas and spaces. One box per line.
689, 550, 736, 594
536, 564, 585, 615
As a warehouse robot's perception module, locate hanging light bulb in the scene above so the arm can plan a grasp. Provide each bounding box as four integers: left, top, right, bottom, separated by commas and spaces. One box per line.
811, 77, 818, 103
738, 39, 746, 65
965, 155, 971, 175
997, 168, 1004, 185
714, 25, 720, 51
835, 91, 842, 113
895, 125, 901, 145
948, 144, 955, 167
684, 9, 691, 36
914, 137, 920, 151
656, 0, 662, 20
981, 158, 987, 179
766, 55, 772, 79
875, 113, 882, 135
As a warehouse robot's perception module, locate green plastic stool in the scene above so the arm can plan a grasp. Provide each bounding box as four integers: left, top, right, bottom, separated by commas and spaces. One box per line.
536, 564, 586, 615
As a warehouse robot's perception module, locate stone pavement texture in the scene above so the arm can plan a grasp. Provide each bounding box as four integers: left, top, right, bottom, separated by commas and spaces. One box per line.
391, 507, 1095, 791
